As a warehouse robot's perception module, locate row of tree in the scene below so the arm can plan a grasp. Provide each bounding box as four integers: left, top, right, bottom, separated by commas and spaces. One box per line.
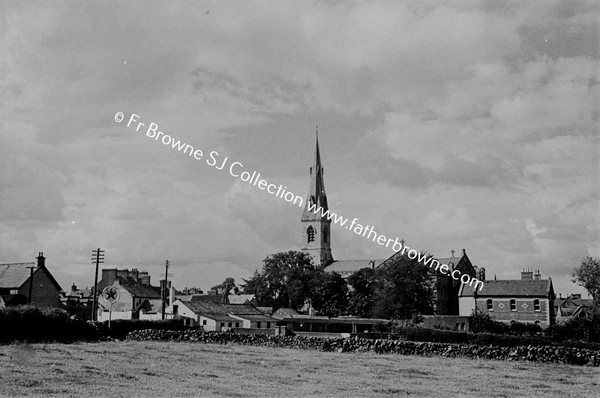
216, 250, 435, 319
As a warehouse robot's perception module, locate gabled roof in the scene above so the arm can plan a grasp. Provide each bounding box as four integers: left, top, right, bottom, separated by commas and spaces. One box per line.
139, 299, 163, 313
116, 277, 161, 298
459, 279, 553, 297
0, 262, 36, 288
0, 262, 62, 292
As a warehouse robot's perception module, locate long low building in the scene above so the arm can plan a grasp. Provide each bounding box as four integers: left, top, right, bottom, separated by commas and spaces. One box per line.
272, 309, 389, 335
168, 299, 277, 331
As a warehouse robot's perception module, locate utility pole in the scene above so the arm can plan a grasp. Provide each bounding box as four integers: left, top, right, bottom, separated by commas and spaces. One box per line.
91, 248, 105, 321
162, 260, 170, 320
26, 266, 35, 304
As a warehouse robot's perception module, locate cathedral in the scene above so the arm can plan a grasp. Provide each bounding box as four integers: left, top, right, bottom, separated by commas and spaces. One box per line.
299, 132, 481, 315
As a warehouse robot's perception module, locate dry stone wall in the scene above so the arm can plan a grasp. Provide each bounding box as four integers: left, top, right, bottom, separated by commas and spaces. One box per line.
126, 329, 600, 367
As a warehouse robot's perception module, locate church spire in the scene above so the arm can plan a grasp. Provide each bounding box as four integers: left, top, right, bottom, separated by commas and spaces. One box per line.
302, 128, 328, 221
301, 128, 333, 266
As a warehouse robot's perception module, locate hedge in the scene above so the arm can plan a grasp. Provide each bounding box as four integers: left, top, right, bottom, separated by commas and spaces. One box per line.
0, 305, 99, 344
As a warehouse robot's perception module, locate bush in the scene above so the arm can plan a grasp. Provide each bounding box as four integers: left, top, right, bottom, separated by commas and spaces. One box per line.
545, 314, 600, 343
0, 305, 100, 344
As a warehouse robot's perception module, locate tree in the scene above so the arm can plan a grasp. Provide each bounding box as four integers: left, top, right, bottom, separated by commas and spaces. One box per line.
211, 277, 238, 295
310, 270, 348, 317
241, 251, 317, 311
572, 257, 600, 303
346, 267, 380, 318
371, 255, 434, 320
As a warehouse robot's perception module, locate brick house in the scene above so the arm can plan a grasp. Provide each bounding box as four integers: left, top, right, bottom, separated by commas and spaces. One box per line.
0, 252, 62, 308
458, 269, 556, 327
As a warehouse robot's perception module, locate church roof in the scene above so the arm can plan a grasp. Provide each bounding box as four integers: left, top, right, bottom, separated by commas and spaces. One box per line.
325, 259, 386, 273
459, 279, 553, 297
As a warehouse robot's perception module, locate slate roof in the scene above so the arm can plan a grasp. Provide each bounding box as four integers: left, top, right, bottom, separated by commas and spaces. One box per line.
459, 279, 553, 297
324, 259, 385, 273
179, 301, 277, 322
0, 262, 36, 288
116, 277, 161, 298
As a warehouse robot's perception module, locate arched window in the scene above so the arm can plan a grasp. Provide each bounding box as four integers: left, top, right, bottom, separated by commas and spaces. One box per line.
307, 226, 315, 243
534, 299, 540, 311
486, 299, 493, 311
323, 227, 328, 243
510, 299, 516, 311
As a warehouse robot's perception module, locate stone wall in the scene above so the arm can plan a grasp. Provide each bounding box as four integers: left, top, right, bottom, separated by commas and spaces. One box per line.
126, 329, 600, 366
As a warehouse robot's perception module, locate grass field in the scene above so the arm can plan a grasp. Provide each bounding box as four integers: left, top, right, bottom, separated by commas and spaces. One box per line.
0, 341, 598, 397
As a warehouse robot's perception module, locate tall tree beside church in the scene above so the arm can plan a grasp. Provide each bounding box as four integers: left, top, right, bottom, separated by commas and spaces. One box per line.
310, 270, 348, 317
371, 255, 434, 320
572, 257, 600, 304
346, 267, 380, 318
241, 251, 317, 311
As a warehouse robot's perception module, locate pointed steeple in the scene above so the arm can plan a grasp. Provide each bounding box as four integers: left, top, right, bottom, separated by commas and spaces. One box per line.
302, 127, 328, 221
301, 127, 333, 266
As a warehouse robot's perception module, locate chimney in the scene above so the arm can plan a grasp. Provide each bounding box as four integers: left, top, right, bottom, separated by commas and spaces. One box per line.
139, 271, 151, 285
37, 252, 45, 268
521, 268, 533, 280
533, 270, 541, 280
169, 286, 175, 306
462, 248, 466, 257
71, 283, 77, 293
101, 268, 118, 287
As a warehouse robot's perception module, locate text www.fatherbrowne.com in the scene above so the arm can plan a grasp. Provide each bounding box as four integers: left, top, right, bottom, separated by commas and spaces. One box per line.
115, 112, 484, 291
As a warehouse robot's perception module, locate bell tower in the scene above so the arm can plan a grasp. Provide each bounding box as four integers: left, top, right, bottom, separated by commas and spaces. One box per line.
301, 128, 333, 266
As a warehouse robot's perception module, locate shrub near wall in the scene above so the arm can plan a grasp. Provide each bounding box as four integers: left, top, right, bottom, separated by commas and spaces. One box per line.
0, 305, 99, 344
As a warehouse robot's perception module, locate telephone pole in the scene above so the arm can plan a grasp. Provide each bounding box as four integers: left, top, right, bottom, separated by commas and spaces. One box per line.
162, 260, 170, 320
26, 266, 35, 304
91, 248, 105, 321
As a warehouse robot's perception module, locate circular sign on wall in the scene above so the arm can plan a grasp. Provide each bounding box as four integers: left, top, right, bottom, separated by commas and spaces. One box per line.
102, 286, 120, 303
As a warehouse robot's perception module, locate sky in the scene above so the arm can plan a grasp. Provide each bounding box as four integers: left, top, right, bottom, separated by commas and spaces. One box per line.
0, 0, 598, 297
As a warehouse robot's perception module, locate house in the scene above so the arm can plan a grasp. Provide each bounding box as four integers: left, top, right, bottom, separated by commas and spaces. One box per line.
168, 300, 277, 331
555, 294, 594, 324
458, 269, 555, 327
60, 283, 94, 320
96, 268, 164, 321
0, 252, 62, 308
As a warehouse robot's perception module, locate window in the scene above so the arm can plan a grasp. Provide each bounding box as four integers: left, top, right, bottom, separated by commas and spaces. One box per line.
257, 322, 261, 329
510, 299, 516, 311
235, 322, 239, 328
173, 305, 178, 315
228, 322, 232, 327
323, 227, 328, 243
487, 299, 493, 311
203, 320, 207, 326
220, 323, 225, 327
266, 322, 271, 328
307, 226, 315, 243
10, 289, 18, 295
534, 299, 540, 311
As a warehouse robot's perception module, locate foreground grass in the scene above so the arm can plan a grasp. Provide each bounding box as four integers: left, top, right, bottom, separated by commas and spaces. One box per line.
0, 341, 598, 397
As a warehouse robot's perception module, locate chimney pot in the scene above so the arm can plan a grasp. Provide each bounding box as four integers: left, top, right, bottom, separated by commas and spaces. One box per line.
37, 252, 46, 268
